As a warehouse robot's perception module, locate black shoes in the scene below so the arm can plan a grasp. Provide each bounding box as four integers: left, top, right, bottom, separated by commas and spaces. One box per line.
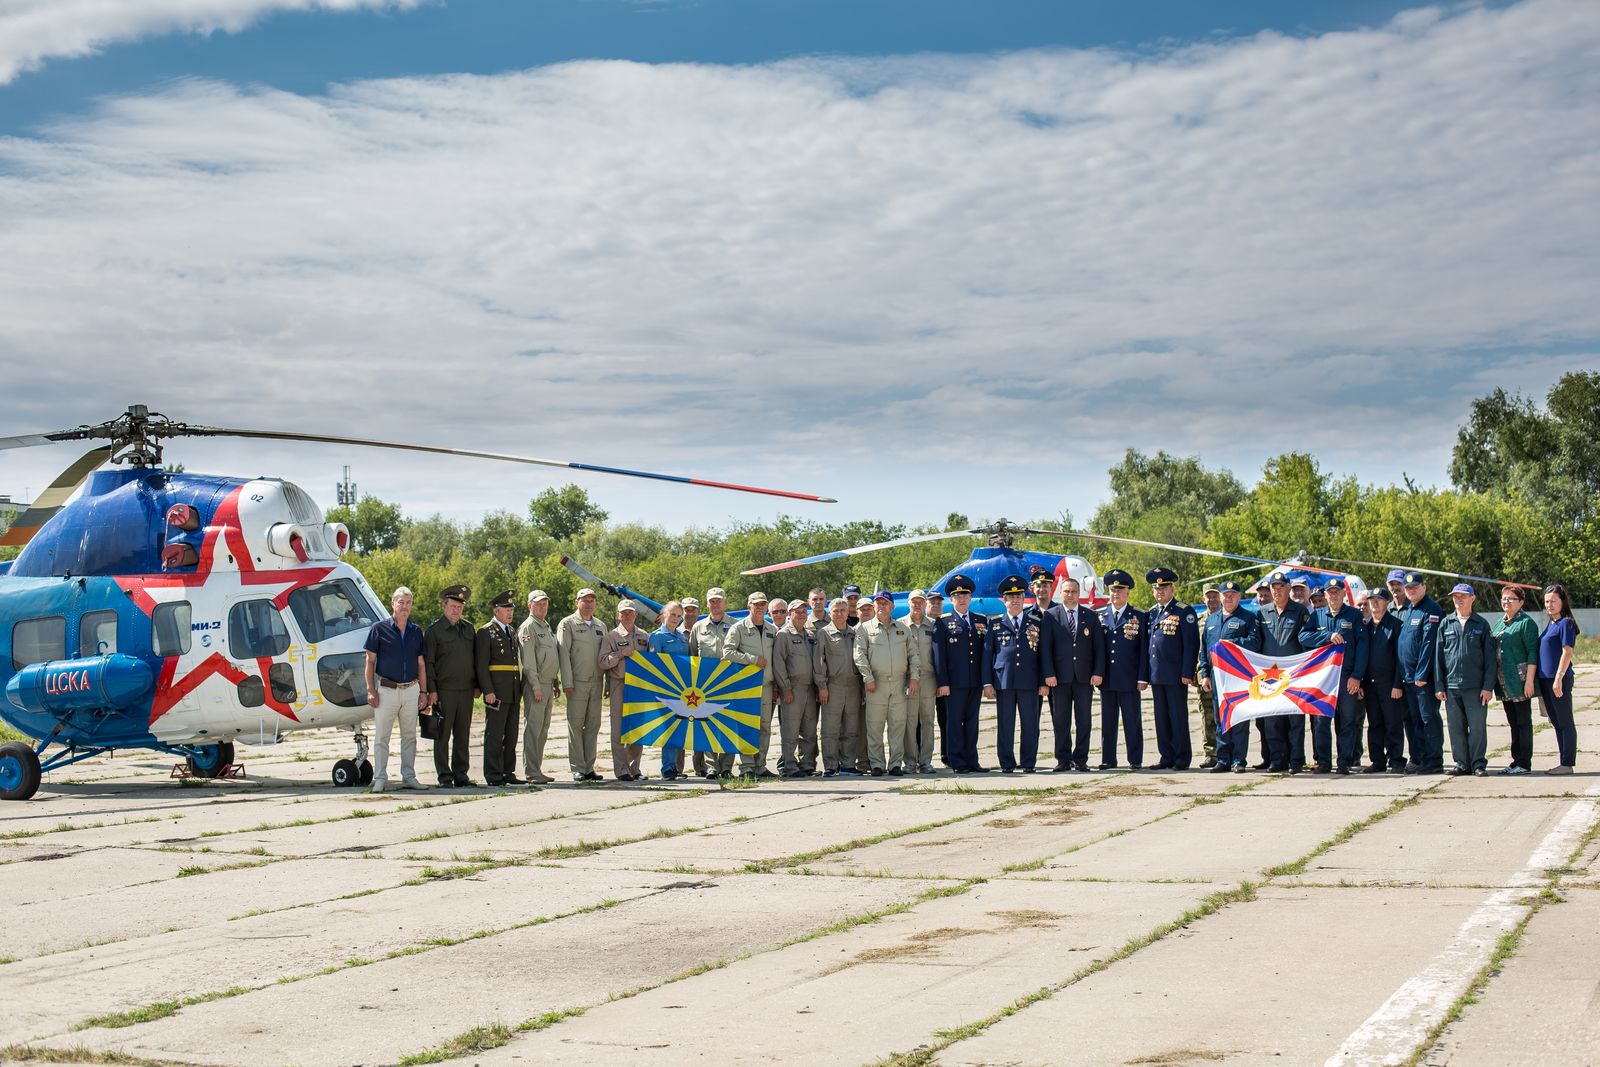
1209, 762, 1231, 774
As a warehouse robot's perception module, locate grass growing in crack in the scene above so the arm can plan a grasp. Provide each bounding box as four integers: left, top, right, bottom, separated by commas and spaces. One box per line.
744, 803, 1014, 873
396, 1022, 513, 1065
1262, 790, 1428, 878
1400, 812, 1600, 1066
75, 987, 253, 1031
0, 1046, 181, 1066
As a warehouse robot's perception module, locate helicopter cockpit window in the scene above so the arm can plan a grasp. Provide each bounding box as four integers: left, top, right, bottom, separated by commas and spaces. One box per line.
151, 602, 193, 657
79, 611, 118, 657
317, 653, 368, 708
12, 616, 66, 670
228, 600, 291, 659
288, 579, 379, 644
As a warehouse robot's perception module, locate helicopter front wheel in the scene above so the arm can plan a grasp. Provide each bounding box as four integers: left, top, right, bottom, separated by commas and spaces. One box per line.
332, 758, 360, 788
0, 742, 42, 801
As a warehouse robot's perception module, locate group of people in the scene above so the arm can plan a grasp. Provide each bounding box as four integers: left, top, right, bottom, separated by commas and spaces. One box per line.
355, 567, 1583, 792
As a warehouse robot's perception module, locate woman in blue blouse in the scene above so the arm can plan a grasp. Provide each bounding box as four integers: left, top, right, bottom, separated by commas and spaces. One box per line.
1537, 584, 1580, 775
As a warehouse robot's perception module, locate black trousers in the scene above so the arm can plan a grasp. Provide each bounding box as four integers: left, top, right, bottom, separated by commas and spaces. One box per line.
944, 687, 982, 771
482, 680, 521, 783
432, 689, 474, 784
1502, 698, 1534, 770
1363, 686, 1407, 769
1050, 683, 1095, 766
995, 689, 1041, 771
1099, 688, 1143, 767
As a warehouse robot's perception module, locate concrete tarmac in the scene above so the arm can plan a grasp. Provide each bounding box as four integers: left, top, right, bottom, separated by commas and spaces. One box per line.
1, 669, 1595, 1067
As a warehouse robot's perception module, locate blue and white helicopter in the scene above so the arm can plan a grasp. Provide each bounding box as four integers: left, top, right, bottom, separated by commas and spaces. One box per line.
0, 405, 834, 800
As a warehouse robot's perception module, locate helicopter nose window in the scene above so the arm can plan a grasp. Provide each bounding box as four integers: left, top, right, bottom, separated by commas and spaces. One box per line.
288, 579, 380, 644
316, 653, 368, 707
228, 599, 291, 659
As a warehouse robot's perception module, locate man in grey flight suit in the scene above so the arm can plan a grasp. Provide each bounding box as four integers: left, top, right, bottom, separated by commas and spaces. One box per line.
690, 587, 737, 777
902, 590, 939, 773
517, 589, 560, 784
557, 587, 608, 782
723, 591, 779, 778
854, 590, 922, 776
774, 599, 820, 776
814, 598, 863, 776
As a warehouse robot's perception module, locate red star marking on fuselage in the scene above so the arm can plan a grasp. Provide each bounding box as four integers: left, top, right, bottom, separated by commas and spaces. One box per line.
114, 488, 332, 727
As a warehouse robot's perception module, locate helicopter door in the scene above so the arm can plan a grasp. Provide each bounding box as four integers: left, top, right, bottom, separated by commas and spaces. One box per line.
225, 598, 297, 722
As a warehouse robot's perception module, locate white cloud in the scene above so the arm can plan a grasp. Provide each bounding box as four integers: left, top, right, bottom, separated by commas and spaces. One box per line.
0, 0, 422, 84
0, 0, 1596, 529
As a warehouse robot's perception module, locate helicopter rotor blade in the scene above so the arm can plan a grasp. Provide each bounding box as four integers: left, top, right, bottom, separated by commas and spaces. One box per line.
0, 446, 114, 547
0, 428, 94, 452
185, 426, 837, 504
1298, 553, 1540, 591
1185, 562, 1274, 587
558, 555, 661, 625
1018, 528, 1287, 568
739, 529, 977, 576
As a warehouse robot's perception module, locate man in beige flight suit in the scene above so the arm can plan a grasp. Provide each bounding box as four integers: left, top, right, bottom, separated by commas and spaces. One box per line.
517, 589, 560, 784
599, 599, 653, 782
723, 591, 779, 778
773, 599, 819, 777
854, 590, 922, 775
903, 590, 940, 774
557, 587, 608, 782
814, 597, 863, 776
690, 587, 736, 779
805, 588, 828, 634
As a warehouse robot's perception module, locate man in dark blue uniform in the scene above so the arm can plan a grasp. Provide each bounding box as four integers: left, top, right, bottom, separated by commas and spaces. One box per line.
1257, 572, 1312, 772
1097, 569, 1148, 770
982, 574, 1053, 773
933, 573, 987, 774
1298, 578, 1370, 774
1145, 566, 1199, 770
1043, 573, 1105, 771
1362, 590, 1407, 772
1396, 573, 1445, 774
1200, 579, 1263, 772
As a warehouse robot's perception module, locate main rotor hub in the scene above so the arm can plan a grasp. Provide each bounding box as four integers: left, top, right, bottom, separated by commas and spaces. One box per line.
984, 520, 1020, 549
86, 405, 190, 467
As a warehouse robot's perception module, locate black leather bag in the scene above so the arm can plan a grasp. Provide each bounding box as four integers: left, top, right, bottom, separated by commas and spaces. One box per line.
418, 708, 443, 741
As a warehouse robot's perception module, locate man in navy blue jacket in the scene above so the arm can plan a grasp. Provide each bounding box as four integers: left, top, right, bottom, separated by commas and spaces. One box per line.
1397, 573, 1446, 774
933, 574, 988, 774
1200, 579, 1263, 772
1256, 573, 1312, 772
1097, 569, 1148, 769
1042, 574, 1105, 771
1298, 578, 1370, 774
1145, 566, 1200, 769
1362, 592, 1407, 772
982, 574, 1053, 773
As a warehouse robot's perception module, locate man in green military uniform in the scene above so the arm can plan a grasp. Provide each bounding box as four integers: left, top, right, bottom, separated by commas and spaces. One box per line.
814, 597, 862, 776
517, 589, 560, 784
558, 587, 608, 782
424, 584, 476, 788
475, 590, 525, 787
1193, 583, 1222, 769
902, 590, 939, 774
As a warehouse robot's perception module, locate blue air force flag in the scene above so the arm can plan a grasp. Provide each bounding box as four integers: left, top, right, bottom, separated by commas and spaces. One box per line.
620, 651, 764, 754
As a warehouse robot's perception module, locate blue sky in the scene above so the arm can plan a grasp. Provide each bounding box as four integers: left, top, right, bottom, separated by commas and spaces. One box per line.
0, 0, 1594, 534
3, 1, 1431, 134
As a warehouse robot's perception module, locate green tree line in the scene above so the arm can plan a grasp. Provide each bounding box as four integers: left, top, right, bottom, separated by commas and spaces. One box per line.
328, 374, 1599, 627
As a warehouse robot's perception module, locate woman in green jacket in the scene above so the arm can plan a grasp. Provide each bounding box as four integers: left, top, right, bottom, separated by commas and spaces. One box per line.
1492, 587, 1539, 775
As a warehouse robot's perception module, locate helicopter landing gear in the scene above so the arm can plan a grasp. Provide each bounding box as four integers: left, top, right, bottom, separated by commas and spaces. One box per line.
332, 733, 373, 788
184, 741, 236, 780
0, 742, 43, 801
